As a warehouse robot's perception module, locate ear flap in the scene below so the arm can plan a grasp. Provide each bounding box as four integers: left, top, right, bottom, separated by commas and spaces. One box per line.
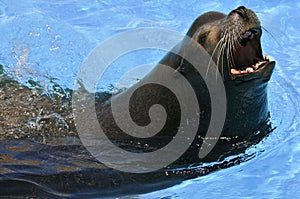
174, 46, 186, 73
172, 39, 191, 74
158, 34, 200, 74
173, 34, 201, 73
158, 41, 186, 73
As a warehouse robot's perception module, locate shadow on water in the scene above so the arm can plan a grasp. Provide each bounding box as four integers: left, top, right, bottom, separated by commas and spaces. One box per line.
0, 65, 274, 198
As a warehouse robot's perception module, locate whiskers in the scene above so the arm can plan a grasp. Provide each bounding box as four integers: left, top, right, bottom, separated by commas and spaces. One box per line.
205, 35, 225, 80
206, 25, 241, 81
257, 12, 286, 49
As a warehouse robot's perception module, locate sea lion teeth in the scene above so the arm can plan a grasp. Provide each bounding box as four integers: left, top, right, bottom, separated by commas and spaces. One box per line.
246, 67, 254, 73
240, 69, 248, 74
231, 68, 253, 75
265, 55, 269, 62
231, 68, 240, 74
253, 64, 258, 70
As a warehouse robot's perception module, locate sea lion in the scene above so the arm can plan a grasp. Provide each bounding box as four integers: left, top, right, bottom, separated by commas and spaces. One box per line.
0, 6, 276, 197
94, 6, 275, 164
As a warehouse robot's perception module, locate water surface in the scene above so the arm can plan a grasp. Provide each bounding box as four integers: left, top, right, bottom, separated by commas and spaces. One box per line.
0, 0, 300, 198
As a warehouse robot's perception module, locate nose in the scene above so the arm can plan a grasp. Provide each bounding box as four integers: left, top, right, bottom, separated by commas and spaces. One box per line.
233, 6, 249, 20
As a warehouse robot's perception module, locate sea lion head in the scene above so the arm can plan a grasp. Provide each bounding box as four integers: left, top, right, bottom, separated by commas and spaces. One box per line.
188, 6, 275, 82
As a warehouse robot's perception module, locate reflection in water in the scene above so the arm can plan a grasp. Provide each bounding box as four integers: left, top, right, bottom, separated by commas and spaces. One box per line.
0, 65, 274, 198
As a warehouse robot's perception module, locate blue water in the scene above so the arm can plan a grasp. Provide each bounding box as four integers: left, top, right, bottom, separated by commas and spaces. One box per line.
0, 0, 300, 198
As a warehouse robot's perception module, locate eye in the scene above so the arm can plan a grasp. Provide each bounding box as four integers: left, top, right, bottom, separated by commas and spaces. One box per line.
198, 33, 208, 44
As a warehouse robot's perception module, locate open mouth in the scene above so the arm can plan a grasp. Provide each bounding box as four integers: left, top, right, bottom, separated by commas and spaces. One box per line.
230, 28, 270, 76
